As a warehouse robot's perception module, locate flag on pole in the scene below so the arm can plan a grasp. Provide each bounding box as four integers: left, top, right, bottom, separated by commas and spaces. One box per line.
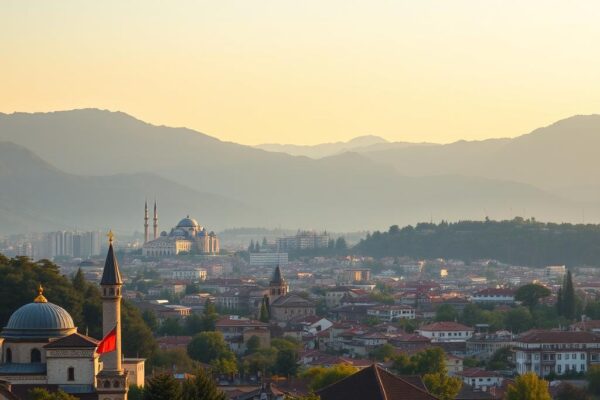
97, 326, 117, 354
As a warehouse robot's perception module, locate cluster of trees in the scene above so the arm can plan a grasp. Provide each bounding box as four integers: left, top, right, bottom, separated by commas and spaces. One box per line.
247, 238, 268, 253
355, 218, 600, 266
556, 270, 577, 320
148, 300, 219, 336
0, 255, 156, 358
240, 337, 302, 378
131, 369, 227, 400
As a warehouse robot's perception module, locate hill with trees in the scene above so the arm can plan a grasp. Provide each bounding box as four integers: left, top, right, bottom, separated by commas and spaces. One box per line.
354, 218, 600, 267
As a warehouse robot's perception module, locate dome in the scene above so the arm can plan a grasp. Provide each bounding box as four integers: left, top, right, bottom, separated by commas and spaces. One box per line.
1, 288, 76, 340
176, 215, 199, 229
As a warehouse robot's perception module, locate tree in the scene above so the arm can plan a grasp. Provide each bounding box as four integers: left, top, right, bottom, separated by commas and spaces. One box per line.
248, 240, 255, 253
411, 347, 447, 375
505, 372, 551, 400
71, 268, 86, 292
259, 296, 270, 323
369, 343, 396, 362
554, 383, 589, 400
182, 368, 227, 400
159, 317, 184, 335
187, 332, 234, 364
262, 237, 268, 247
142, 309, 159, 332
423, 372, 462, 400
486, 347, 514, 371
185, 313, 203, 335
201, 300, 219, 331
335, 237, 347, 251
435, 304, 458, 322
210, 357, 238, 376
148, 348, 200, 374
504, 307, 534, 333
143, 373, 182, 400
274, 347, 298, 377
515, 284, 551, 309
561, 270, 576, 320
128, 385, 145, 400
28, 388, 78, 400
245, 335, 261, 355
302, 364, 358, 391
587, 365, 600, 395
556, 288, 563, 316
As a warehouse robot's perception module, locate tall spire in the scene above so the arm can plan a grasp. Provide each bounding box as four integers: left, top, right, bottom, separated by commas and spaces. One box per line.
101, 230, 122, 285
144, 200, 149, 244
153, 200, 158, 240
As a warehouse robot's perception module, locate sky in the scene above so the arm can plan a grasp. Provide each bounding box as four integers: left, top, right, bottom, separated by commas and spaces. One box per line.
2, 1, 600, 145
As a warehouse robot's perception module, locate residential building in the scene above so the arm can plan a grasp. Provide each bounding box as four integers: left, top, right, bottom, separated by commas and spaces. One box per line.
416, 322, 474, 343
366, 305, 416, 321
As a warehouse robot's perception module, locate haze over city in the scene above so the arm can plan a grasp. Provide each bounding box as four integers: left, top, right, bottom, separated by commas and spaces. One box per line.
2, 3, 600, 400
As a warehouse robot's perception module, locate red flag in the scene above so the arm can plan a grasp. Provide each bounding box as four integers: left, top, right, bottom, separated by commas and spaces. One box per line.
97, 327, 117, 354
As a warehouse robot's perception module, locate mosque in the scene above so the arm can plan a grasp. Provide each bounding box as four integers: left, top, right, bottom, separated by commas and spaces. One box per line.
0, 233, 143, 400
141, 202, 219, 257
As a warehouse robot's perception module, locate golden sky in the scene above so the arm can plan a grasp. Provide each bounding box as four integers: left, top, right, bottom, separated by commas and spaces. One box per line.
2, 0, 600, 145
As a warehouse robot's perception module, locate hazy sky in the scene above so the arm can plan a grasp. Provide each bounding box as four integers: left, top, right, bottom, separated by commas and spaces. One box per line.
2, 1, 600, 145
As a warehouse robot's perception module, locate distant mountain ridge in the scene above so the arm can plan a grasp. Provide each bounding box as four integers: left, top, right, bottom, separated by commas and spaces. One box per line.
256, 134, 436, 158
0, 109, 598, 233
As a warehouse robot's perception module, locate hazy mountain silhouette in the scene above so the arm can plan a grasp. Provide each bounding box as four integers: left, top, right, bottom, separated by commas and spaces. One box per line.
256, 135, 436, 158
0, 109, 596, 232
360, 115, 600, 199
0, 141, 258, 234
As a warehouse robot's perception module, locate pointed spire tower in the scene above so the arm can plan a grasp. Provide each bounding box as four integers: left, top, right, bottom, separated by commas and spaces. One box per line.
97, 230, 128, 400
153, 200, 158, 240
144, 201, 149, 244
269, 265, 288, 303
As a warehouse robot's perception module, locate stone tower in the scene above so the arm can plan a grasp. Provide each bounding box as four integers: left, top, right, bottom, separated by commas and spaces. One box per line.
143, 201, 149, 244
153, 201, 158, 240
97, 231, 128, 400
269, 265, 288, 304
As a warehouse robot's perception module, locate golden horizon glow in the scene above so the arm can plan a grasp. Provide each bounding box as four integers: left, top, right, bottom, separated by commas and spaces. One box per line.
2, 1, 600, 146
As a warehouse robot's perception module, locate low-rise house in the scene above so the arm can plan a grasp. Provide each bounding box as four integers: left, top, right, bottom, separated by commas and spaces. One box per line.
457, 368, 503, 390
471, 288, 515, 304
156, 335, 193, 351
513, 330, 600, 376
467, 331, 514, 359
366, 305, 415, 321
215, 316, 270, 354
416, 322, 474, 343
270, 293, 316, 322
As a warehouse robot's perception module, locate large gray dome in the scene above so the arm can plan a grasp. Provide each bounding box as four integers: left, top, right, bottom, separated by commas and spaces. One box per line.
2, 301, 76, 339
176, 216, 199, 228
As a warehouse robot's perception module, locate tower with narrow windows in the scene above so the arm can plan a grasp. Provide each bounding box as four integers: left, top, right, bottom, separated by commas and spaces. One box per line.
97, 231, 128, 400
269, 265, 288, 304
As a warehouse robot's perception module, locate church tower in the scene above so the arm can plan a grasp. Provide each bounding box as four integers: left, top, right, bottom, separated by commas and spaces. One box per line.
153, 201, 158, 240
143, 201, 149, 244
269, 265, 288, 303
97, 231, 128, 400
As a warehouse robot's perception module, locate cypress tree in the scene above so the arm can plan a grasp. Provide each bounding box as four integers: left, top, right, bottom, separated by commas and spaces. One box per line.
556, 287, 563, 316
563, 270, 576, 320
259, 295, 270, 323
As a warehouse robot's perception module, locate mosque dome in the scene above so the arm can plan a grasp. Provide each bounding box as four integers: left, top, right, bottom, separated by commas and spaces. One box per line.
1, 287, 76, 340
176, 216, 199, 229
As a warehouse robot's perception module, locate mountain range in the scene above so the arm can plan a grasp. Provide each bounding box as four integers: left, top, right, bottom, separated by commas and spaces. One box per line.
0, 109, 598, 234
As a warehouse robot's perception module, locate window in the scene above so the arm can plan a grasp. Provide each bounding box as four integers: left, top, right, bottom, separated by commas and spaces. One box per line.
31, 348, 41, 363
5, 348, 11, 363
582, 353, 586, 360
558, 354, 562, 360
68, 367, 75, 381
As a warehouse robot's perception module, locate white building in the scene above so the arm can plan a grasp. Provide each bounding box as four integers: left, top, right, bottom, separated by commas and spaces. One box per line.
249, 252, 288, 267
513, 330, 600, 377
457, 368, 503, 390
471, 288, 515, 304
367, 305, 416, 321
416, 322, 474, 343
171, 268, 207, 282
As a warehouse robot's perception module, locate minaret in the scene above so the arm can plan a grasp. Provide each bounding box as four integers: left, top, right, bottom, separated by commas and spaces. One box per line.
153, 201, 158, 240
143, 201, 149, 244
97, 230, 128, 400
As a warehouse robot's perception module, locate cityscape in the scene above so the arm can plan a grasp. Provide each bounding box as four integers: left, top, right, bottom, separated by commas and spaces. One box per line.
2, 2, 600, 400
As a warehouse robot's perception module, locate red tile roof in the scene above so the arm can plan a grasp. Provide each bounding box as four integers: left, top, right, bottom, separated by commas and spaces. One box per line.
418, 322, 473, 332
517, 329, 600, 344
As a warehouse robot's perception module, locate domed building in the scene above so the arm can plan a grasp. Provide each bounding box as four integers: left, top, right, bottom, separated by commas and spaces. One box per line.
142, 207, 220, 257
0, 234, 142, 400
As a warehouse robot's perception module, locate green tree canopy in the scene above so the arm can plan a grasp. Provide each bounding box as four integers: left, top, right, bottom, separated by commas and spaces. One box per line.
587, 365, 600, 395
182, 368, 227, 400
187, 332, 234, 364
515, 284, 551, 309
28, 388, 78, 400
435, 304, 458, 322
143, 373, 182, 400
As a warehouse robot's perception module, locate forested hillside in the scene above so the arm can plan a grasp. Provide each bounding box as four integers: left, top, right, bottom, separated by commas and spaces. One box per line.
354, 218, 600, 267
